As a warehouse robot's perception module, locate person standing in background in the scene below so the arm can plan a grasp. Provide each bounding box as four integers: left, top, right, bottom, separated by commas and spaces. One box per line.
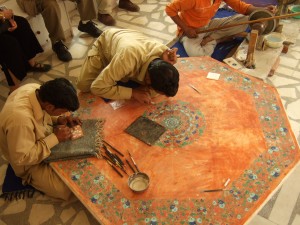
97, 0, 140, 26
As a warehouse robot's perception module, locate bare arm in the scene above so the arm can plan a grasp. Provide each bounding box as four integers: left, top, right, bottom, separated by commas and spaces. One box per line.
170, 15, 197, 38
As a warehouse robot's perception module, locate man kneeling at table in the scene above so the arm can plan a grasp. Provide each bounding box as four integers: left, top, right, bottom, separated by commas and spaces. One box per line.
76, 28, 180, 104
0, 78, 81, 200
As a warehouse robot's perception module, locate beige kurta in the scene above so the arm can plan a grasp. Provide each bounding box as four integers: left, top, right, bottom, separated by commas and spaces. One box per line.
76, 28, 169, 100
0, 83, 71, 200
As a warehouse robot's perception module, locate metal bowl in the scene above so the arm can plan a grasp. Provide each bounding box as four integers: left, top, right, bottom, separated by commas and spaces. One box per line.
128, 172, 150, 192
264, 32, 286, 48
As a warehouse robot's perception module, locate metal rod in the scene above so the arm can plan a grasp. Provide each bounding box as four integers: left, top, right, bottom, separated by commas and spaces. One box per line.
195, 12, 300, 34
127, 150, 140, 172
103, 156, 123, 178
201, 189, 224, 193
103, 140, 124, 157
126, 159, 136, 173
113, 153, 124, 166
188, 84, 201, 94
201, 189, 230, 193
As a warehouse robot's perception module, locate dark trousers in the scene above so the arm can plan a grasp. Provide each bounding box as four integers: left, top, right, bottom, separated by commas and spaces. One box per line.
0, 16, 43, 86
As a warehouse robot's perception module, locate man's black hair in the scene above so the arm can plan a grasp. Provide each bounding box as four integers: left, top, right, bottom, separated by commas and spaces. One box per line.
39, 78, 79, 111
148, 59, 179, 97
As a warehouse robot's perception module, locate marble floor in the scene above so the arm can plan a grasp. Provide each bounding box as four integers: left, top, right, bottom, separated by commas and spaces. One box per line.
1, 1, 300, 224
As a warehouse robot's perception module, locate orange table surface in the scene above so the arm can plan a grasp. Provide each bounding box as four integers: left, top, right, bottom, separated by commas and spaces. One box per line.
51, 57, 300, 225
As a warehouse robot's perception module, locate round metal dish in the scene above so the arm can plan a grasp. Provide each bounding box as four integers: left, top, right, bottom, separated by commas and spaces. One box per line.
264, 32, 286, 48
128, 172, 150, 192
249, 9, 277, 35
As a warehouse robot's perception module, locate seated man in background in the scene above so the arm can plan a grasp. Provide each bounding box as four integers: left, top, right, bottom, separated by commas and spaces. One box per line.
17, 0, 102, 62
165, 0, 277, 57
0, 78, 81, 200
0, 8, 51, 94
76, 28, 180, 104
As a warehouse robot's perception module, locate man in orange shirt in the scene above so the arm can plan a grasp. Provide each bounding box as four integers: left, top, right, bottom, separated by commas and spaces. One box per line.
165, 0, 276, 57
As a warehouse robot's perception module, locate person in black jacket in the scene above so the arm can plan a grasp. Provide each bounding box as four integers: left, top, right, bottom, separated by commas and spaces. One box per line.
0, 8, 51, 94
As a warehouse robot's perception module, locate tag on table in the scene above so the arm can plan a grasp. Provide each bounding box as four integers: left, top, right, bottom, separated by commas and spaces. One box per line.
207, 72, 221, 80
109, 100, 126, 110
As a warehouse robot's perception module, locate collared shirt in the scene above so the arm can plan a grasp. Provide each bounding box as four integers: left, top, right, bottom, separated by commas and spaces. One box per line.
0, 83, 59, 181
165, 0, 251, 32
87, 28, 169, 100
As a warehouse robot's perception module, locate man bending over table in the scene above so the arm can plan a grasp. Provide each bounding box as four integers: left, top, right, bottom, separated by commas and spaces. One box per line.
76, 28, 180, 104
0, 78, 81, 200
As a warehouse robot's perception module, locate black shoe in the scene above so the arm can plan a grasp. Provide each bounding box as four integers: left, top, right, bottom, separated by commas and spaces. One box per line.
29, 63, 52, 72
78, 21, 102, 38
52, 40, 72, 62
98, 13, 116, 26
119, 0, 140, 12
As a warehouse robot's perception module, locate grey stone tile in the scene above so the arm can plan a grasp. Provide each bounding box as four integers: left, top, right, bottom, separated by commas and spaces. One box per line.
247, 215, 278, 225
289, 197, 300, 225
258, 188, 281, 219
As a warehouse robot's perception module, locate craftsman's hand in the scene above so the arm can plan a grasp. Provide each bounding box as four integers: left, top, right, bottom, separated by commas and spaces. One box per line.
2, 9, 14, 19
57, 115, 82, 127
200, 36, 214, 46
161, 48, 178, 65
183, 27, 198, 38
265, 5, 277, 14
132, 89, 152, 104
246, 5, 276, 15
53, 125, 72, 142
8, 19, 17, 32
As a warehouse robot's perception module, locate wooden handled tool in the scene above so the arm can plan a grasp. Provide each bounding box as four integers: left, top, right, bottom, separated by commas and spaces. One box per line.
244, 29, 259, 69
195, 12, 300, 34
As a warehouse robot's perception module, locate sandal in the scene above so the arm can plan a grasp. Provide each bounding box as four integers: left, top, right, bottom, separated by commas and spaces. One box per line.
30, 63, 52, 72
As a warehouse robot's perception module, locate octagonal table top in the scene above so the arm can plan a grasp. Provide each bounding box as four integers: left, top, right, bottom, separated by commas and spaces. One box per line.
51, 56, 300, 225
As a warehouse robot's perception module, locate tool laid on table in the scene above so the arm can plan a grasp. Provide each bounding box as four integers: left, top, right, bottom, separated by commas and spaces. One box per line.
126, 150, 150, 192
126, 159, 136, 173
104, 145, 124, 167
102, 143, 128, 176
102, 155, 123, 178
188, 84, 201, 94
101, 144, 150, 192
201, 189, 227, 193
127, 150, 140, 172
201, 178, 231, 193
103, 140, 124, 157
